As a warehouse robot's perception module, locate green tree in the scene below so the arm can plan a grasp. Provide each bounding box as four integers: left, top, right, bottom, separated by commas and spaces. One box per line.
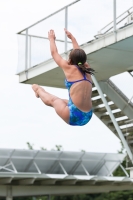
41, 147, 47, 151
27, 142, 34, 150
55, 145, 63, 151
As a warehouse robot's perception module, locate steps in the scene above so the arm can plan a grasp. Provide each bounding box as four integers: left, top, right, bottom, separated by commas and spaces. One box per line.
92, 79, 133, 155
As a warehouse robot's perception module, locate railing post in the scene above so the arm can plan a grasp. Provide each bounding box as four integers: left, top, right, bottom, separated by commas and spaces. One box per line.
65, 7, 68, 56
29, 36, 31, 69
25, 29, 28, 79
113, 0, 117, 41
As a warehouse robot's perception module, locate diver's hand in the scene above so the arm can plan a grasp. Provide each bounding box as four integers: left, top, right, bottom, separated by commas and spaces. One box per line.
64, 28, 80, 49
64, 28, 74, 40
48, 30, 56, 41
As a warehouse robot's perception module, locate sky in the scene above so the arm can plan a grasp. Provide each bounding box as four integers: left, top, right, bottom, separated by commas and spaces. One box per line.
0, 0, 133, 153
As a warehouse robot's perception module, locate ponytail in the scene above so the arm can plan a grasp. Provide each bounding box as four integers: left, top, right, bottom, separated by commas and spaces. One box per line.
78, 63, 95, 75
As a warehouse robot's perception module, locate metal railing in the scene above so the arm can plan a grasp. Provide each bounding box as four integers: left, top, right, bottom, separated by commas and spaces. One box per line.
95, 5, 133, 39
17, 0, 81, 75
17, 0, 133, 74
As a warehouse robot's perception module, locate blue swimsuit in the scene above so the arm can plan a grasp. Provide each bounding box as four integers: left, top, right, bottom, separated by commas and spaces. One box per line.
65, 65, 93, 126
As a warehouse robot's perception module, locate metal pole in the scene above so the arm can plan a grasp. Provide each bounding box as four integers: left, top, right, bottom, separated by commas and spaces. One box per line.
21, 33, 72, 43
65, 7, 68, 54
81, 163, 90, 175
92, 76, 133, 162
113, 0, 117, 41
113, 0, 116, 31
29, 36, 31, 69
6, 186, 12, 200
120, 164, 129, 177
17, 0, 80, 34
25, 29, 28, 79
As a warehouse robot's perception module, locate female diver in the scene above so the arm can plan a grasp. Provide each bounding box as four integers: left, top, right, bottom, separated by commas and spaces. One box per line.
32, 29, 95, 126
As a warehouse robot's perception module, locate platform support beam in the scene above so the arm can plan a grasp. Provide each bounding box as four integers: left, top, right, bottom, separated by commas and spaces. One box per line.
92, 76, 133, 163
6, 186, 13, 200
120, 164, 129, 177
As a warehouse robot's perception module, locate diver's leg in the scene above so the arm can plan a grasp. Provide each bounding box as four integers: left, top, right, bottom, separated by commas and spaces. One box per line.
32, 84, 69, 124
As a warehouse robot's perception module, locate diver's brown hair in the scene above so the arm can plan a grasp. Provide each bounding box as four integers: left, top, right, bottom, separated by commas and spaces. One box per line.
69, 49, 95, 75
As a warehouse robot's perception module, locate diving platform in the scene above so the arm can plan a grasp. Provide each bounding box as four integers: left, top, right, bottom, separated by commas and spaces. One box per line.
0, 148, 131, 198
18, 22, 133, 87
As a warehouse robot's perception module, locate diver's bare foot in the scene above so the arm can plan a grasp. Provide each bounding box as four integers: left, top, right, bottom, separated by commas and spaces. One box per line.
32, 84, 40, 98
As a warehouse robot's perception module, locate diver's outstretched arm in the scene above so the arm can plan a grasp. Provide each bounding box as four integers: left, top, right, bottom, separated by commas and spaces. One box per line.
64, 29, 91, 68
64, 29, 80, 49
48, 30, 68, 69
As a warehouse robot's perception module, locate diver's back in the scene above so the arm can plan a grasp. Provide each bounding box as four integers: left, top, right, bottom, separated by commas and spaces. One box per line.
64, 65, 92, 112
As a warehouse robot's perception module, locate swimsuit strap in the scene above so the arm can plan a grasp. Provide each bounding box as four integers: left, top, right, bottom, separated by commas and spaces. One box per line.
75, 65, 92, 84
65, 65, 93, 89
74, 64, 83, 74
83, 72, 86, 80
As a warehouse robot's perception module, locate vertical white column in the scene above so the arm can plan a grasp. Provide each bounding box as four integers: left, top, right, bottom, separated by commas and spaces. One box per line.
48, 195, 51, 200
65, 7, 68, 57
25, 29, 28, 79
113, 0, 116, 31
113, 0, 117, 41
6, 186, 12, 200
29, 36, 31, 69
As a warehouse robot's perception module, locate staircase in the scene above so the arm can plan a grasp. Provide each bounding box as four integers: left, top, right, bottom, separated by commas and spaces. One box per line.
92, 78, 133, 155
